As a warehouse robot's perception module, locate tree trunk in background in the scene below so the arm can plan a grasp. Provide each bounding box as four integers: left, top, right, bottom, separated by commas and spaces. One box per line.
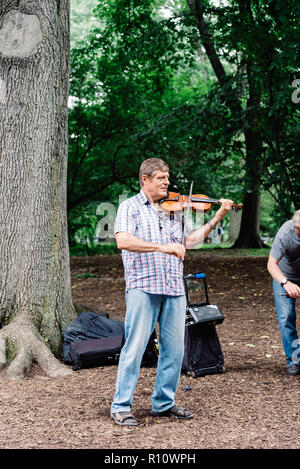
187, 0, 265, 248
233, 191, 264, 248
233, 62, 266, 248
0, 0, 76, 379
228, 209, 242, 243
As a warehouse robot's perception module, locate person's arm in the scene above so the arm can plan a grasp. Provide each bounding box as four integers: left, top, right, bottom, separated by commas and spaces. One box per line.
185, 199, 234, 249
267, 255, 300, 298
116, 232, 186, 260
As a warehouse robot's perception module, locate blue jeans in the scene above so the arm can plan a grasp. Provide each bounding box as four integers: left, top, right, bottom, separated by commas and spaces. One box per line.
111, 289, 186, 414
273, 280, 300, 368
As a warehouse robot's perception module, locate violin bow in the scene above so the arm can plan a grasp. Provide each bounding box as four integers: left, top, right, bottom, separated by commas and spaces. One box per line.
182, 181, 193, 246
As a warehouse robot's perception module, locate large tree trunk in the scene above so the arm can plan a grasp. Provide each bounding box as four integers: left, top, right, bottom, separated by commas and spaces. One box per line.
0, 0, 76, 379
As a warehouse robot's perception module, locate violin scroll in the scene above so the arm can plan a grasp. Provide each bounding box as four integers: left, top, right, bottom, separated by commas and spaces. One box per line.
232, 203, 243, 212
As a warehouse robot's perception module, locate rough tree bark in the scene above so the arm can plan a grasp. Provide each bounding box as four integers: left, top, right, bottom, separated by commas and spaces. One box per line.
0, 0, 76, 379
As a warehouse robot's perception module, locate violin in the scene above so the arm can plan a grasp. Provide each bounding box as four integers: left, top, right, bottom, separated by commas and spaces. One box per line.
159, 191, 243, 213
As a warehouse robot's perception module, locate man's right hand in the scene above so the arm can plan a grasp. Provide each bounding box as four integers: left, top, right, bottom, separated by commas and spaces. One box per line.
284, 281, 300, 298
160, 243, 186, 261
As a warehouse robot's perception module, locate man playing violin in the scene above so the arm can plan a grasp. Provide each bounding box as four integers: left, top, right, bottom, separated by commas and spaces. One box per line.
110, 158, 235, 426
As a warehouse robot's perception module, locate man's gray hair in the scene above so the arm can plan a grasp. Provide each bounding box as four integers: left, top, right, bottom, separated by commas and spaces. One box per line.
293, 209, 300, 227
139, 158, 169, 187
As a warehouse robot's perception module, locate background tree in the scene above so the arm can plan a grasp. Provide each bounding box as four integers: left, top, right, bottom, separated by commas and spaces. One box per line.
0, 0, 75, 379
185, 0, 299, 245
68, 0, 299, 248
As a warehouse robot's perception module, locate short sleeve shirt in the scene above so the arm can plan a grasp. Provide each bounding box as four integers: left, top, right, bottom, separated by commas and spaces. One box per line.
114, 190, 185, 296
270, 220, 300, 284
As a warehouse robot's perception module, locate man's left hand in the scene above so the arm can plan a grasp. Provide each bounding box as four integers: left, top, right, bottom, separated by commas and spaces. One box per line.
219, 199, 235, 214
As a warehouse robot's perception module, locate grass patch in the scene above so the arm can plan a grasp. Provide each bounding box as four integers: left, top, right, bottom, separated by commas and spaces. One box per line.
189, 243, 271, 257
70, 243, 119, 256
70, 242, 271, 257
75, 273, 98, 278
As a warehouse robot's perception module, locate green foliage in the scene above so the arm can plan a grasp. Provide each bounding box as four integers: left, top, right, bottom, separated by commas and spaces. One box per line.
68, 1, 243, 201
68, 0, 232, 242
186, 0, 299, 220
70, 0, 99, 46
68, 0, 299, 246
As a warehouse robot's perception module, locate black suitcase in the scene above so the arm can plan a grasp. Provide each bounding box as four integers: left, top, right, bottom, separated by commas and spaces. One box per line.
69, 335, 124, 370
182, 323, 225, 377
69, 330, 158, 371
62, 312, 125, 365
182, 272, 225, 377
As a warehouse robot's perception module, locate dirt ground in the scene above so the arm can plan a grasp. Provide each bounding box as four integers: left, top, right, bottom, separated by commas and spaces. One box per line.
0, 251, 299, 450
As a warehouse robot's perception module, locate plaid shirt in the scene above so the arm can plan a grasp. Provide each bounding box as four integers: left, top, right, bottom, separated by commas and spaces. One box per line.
114, 190, 185, 296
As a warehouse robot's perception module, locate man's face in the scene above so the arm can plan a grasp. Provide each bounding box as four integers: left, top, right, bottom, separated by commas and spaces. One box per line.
294, 225, 300, 238
142, 170, 170, 201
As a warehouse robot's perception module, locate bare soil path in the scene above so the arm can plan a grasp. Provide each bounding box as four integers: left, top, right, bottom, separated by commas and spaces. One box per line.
0, 252, 299, 450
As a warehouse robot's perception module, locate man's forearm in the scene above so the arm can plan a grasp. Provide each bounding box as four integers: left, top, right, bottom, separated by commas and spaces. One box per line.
185, 207, 228, 249
267, 256, 286, 284
115, 232, 186, 260
116, 233, 161, 252
268, 255, 300, 298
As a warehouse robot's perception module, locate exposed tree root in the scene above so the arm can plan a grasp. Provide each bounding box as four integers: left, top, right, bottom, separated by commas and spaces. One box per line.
0, 316, 72, 380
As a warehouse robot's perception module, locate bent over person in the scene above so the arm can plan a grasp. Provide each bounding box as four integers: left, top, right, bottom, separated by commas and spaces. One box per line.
267, 210, 300, 376
110, 158, 235, 426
